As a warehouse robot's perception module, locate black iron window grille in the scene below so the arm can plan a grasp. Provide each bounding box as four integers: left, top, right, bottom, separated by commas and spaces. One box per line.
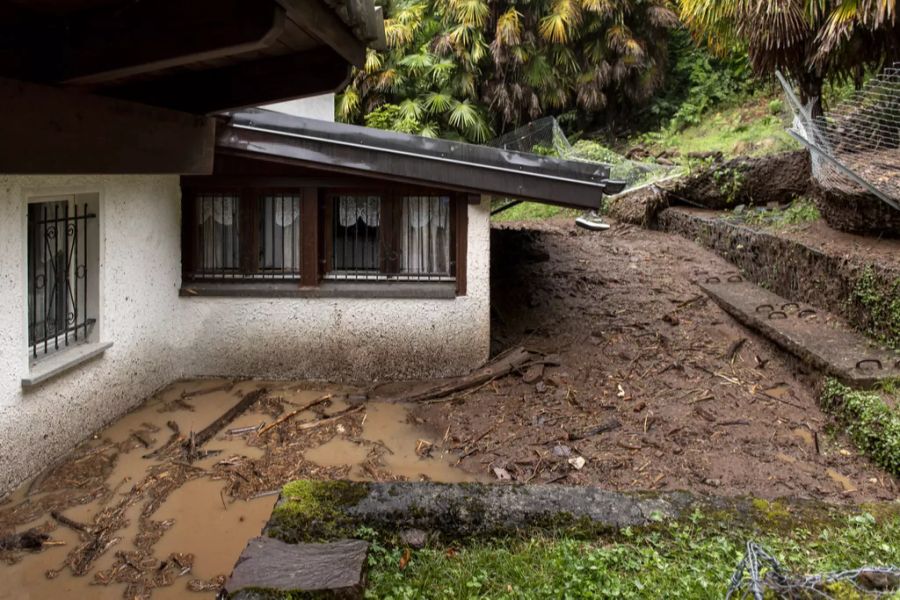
327, 194, 453, 282
185, 191, 302, 281
27, 201, 96, 359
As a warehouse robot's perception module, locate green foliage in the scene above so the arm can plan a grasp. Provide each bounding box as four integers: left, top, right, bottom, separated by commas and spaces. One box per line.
728, 197, 821, 228
364, 510, 900, 599
645, 29, 755, 133
767, 99, 784, 115
637, 96, 799, 162
712, 167, 745, 205
851, 266, 900, 349
491, 202, 579, 223
821, 379, 900, 476
339, 0, 680, 140
678, 0, 900, 114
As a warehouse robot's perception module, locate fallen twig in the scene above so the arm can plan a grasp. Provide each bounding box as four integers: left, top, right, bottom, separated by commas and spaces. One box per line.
258, 394, 334, 436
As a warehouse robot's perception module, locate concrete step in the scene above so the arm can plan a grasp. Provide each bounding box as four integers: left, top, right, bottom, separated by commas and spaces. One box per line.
700, 279, 900, 387
226, 537, 369, 599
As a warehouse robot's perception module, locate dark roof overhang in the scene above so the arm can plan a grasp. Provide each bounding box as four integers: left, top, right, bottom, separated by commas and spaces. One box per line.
216, 109, 617, 209
0, 0, 384, 114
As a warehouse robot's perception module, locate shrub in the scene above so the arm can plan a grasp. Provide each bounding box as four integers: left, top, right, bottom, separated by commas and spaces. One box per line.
820, 379, 900, 476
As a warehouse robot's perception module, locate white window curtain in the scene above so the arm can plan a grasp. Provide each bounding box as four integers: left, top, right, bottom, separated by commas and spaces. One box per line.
200, 194, 239, 272
260, 195, 301, 274
334, 195, 381, 271
401, 196, 450, 275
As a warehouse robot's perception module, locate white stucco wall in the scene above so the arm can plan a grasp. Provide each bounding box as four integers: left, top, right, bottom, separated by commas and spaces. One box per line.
0, 175, 489, 494
262, 94, 335, 121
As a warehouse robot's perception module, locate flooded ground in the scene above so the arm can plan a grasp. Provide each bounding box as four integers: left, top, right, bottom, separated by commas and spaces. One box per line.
0, 379, 476, 599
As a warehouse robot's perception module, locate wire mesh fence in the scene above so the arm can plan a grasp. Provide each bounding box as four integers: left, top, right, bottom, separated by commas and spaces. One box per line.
489, 116, 673, 192
727, 542, 900, 599
778, 64, 900, 211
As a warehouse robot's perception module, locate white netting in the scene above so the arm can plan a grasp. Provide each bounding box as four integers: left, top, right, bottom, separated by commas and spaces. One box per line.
489, 116, 673, 191
778, 65, 900, 211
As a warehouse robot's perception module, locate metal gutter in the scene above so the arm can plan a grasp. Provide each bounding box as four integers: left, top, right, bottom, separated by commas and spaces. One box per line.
217, 109, 615, 209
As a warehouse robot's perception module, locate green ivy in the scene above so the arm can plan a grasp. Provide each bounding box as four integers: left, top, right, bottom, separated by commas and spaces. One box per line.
821, 379, 900, 476
851, 266, 900, 349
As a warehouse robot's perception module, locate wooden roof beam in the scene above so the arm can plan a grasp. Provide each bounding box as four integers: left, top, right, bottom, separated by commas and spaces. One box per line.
0, 0, 286, 86
276, 0, 367, 67
101, 47, 351, 115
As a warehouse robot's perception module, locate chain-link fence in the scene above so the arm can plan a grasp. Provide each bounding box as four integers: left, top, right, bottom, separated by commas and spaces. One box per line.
727, 542, 900, 599
778, 64, 900, 211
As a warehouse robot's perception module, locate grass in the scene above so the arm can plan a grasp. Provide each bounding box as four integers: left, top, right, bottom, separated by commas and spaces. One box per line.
491, 202, 580, 223
726, 197, 821, 228
362, 510, 900, 599
634, 95, 799, 164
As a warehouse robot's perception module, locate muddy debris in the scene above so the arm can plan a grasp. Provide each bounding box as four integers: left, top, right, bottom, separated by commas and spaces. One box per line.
413, 222, 898, 499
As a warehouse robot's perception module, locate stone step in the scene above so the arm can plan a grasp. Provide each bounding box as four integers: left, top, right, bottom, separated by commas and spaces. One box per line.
226, 537, 369, 599
700, 279, 900, 387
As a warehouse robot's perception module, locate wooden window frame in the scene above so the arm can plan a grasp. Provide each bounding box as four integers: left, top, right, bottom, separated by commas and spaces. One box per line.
182, 183, 469, 296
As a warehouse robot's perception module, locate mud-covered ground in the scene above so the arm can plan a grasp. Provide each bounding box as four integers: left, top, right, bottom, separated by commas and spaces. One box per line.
414, 218, 898, 502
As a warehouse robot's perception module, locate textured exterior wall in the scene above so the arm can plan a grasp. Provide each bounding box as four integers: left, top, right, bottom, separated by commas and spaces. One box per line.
0, 175, 184, 494
262, 94, 335, 122
0, 175, 489, 493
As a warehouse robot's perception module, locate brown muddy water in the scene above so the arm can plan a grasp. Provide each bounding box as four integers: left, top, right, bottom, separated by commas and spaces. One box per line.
0, 379, 478, 599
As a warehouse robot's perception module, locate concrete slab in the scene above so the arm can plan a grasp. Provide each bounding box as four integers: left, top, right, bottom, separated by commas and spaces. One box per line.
701, 280, 900, 387
225, 537, 368, 599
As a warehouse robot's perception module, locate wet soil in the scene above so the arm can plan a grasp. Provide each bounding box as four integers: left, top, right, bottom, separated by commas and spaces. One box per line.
0, 380, 476, 599
681, 206, 900, 269
414, 219, 898, 500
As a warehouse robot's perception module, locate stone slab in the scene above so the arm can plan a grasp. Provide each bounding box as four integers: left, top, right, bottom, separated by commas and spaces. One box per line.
225, 537, 368, 599
701, 280, 900, 387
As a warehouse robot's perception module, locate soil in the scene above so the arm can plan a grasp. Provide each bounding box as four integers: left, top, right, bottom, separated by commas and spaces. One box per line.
413, 219, 898, 501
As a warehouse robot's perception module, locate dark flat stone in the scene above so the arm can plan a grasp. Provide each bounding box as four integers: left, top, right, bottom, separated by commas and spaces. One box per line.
701, 280, 900, 387
225, 537, 368, 599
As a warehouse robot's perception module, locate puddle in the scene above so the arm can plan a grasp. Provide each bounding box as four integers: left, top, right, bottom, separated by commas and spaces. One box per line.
0, 379, 477, 599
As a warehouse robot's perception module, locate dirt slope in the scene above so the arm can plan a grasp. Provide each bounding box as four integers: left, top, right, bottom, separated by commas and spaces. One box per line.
414, 218, 897, 502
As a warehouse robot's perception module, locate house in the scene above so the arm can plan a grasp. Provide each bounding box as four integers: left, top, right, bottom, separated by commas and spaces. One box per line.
0, 0, 617, 494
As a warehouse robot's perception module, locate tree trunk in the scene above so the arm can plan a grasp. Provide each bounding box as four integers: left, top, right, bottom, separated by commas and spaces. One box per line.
797, 72, 824, 119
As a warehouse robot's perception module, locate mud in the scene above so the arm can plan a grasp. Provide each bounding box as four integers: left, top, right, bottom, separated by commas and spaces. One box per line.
0, 380, 476, 599
414, 220, 898, 501
657, 207, 900, 348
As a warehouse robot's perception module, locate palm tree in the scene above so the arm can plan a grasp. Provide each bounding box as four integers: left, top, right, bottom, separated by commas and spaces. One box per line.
679, 0, 899, 115
338, 0, 679, 138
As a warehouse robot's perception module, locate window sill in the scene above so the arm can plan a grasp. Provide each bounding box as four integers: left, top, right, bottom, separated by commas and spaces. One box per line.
22, 341, 113, 388
179, 281, 458, 300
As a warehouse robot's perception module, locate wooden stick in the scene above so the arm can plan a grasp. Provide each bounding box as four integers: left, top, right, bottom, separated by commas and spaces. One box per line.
51, 511, 93, 534
190, 388, 268, 449
258, 394, 333, 436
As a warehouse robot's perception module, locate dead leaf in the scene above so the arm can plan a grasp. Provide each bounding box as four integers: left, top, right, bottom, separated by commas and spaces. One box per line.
567, 456, 586, 470
493, 467, 512, 481
399, 548, 411, 570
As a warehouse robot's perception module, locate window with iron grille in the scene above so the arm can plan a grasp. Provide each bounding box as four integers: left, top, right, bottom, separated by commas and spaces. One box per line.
325, 193, 454, 281
27, 197, 97, 359
184, 190, 302, 281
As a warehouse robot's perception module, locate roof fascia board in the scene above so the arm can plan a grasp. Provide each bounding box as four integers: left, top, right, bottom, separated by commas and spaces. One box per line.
216, 123, 606, 209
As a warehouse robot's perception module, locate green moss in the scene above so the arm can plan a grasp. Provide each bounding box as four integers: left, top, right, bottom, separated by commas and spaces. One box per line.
851, 266, 900, 349
267, 480, 369, 543
821, 379, 900, 476
751, 498, 792, 526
